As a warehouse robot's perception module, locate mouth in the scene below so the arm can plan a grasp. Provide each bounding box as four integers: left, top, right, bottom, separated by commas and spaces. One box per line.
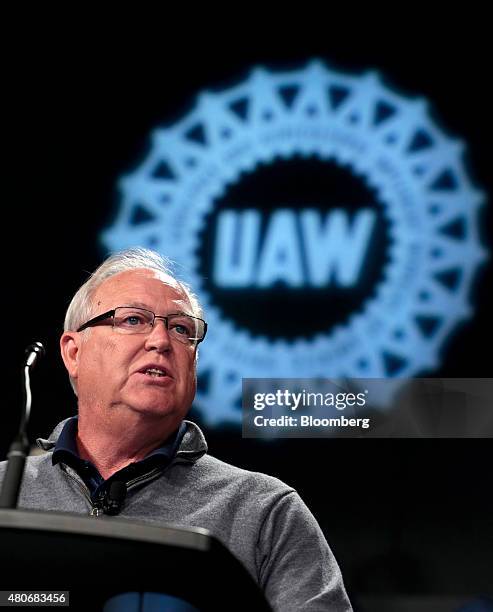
143, 367, 167, 378
136, 365, 173, 381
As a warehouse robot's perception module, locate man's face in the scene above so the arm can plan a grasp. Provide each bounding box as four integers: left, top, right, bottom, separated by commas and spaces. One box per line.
61, 269, 198, 431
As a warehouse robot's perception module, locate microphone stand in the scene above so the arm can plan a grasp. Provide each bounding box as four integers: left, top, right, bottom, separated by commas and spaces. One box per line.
0, 342, 45, 509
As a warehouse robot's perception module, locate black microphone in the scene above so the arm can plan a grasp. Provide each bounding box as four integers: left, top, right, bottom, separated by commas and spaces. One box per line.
103, 481, 127, 516
0, 341, 46, 509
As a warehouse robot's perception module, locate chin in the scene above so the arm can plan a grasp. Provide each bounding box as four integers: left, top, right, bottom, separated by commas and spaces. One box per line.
129, 397, 184, 421
132, 402, 175, 416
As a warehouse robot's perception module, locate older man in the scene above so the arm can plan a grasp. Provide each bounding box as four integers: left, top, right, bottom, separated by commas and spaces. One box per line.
0, 248, 352, 611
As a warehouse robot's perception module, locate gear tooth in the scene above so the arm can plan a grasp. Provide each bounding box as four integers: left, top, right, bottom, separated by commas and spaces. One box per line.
207, 304, 221, 322
293, 338, 307, 352
255, 337, 266, 351
255, 334, 268, 347
329, 326, 339, 339
236, 328, 250, 345
118, 176, 132, 192
388, 224, 399, 241
251, 67, 267, 82
425, 356, 438, 370
307, 58, 324, 70
311, 335, 325, 350
414, 97, 428, 114
479, 247, 489, 262
472, 189, 486, 207
226, 320, 238, 336
453, 139, 465, 156
275, 338, 289, 351
364, 71, 380, 86
198, 92, 213, 106
151, 130, 168, 149
150, 130, 160, 146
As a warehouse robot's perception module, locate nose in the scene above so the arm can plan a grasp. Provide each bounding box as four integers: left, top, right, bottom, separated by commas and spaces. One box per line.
144, 317, 172, 353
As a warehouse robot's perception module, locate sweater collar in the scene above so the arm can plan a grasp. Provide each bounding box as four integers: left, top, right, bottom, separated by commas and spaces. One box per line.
36, 417, 208, 465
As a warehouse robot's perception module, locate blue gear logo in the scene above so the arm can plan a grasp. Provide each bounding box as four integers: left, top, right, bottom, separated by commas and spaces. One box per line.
102, 61, 486, 426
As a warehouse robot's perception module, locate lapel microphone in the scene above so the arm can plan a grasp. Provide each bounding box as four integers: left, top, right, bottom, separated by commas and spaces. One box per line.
102, 480, 127, 515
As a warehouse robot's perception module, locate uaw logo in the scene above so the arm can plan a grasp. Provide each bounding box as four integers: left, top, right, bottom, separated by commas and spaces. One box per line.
102, 61, 486, 426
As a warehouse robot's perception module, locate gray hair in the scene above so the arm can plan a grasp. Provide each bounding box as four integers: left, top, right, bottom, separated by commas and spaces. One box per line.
64, 247, 203, 332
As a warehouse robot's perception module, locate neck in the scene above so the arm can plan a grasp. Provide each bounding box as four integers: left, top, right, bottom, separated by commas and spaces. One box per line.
76, 410, 178, 480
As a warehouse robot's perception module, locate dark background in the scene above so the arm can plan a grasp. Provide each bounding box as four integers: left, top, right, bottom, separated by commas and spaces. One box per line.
2, 21, 492, 608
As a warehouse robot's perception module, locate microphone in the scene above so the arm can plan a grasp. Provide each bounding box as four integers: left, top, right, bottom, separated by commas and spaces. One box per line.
23, 342, 46, 429
103, 481, 127, 516
0, 341, 46, 509
25, 341, 45, 368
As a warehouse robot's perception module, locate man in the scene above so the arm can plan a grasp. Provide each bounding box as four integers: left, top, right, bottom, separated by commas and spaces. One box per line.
0, 247, 352, 611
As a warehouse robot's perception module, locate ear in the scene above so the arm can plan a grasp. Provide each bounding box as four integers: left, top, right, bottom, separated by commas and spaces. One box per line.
60, 331, 82, 380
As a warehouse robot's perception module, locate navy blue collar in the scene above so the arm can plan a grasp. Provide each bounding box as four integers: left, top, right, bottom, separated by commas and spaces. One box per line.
52, 416, 185, 503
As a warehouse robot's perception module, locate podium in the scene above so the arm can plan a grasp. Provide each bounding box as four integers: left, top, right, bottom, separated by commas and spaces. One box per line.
0, 509, 272, 611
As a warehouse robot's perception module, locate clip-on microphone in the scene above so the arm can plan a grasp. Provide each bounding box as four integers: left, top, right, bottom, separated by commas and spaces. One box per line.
102, 481, 127, 515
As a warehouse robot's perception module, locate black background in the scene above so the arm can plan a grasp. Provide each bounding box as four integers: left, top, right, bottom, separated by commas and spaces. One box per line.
2, 19, 492, 605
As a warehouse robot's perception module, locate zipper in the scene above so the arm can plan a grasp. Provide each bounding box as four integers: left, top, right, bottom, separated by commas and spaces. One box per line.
61, 464, 104, 517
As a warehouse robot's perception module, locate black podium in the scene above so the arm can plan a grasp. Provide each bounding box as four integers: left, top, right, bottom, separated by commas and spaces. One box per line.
0, 509, 272, 611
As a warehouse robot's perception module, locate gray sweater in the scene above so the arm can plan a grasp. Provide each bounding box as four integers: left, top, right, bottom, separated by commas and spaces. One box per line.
0, 419, 352, 611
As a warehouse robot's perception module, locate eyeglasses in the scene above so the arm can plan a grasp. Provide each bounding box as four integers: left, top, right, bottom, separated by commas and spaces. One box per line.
77, 306, 207, 345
